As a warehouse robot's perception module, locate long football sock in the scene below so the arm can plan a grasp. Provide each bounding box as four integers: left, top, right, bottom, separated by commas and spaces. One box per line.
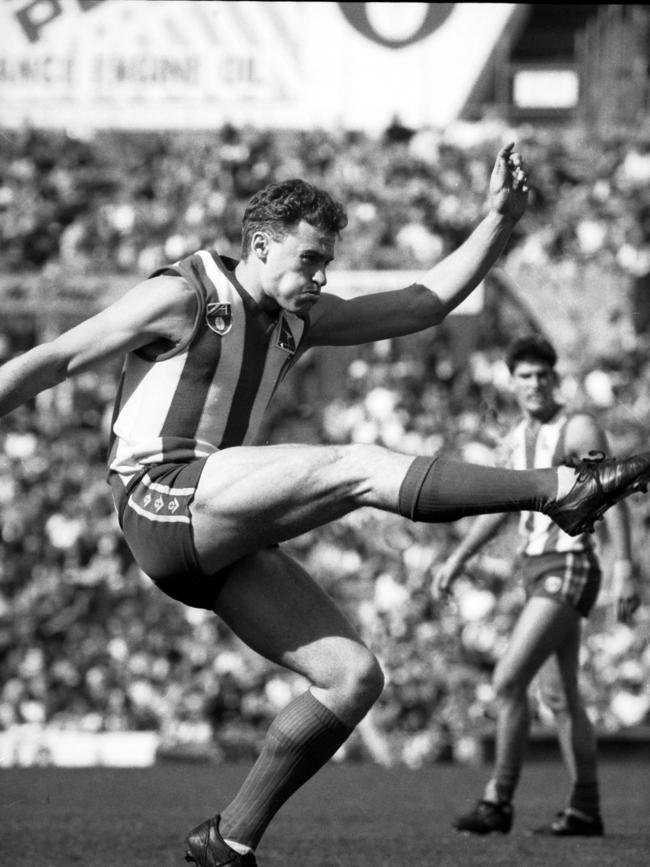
398, 456, 573, 522
220, 690, 351, 849
568, 781, 600, 817
485, 769, 520, 805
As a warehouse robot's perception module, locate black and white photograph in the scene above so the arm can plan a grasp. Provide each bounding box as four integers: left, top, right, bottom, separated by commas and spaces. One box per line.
0, 3, 648, 865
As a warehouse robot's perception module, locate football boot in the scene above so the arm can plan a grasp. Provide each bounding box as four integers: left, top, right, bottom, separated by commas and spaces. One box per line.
545, 450, 650, 535
533, 808, 604, 837
453, 799, 513, 835
185, 815, 257, 867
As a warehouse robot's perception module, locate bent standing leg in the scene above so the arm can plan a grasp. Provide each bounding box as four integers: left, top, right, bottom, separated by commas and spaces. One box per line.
207, 547, 384, 851
536, 624, 600, 818
485, 597, 582, 805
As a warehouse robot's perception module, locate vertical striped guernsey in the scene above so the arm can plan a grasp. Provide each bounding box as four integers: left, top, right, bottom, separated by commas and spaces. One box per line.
107, 249, 308, 480
504, 411, 595, 557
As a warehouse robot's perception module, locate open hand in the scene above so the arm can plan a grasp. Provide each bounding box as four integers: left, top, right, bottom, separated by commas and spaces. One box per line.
489, 142, 529, 223
612, 559, 642, 624
431, 555, 464, 601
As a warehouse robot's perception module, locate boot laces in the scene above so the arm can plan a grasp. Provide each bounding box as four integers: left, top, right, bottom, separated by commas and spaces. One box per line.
567, 450, 608, 489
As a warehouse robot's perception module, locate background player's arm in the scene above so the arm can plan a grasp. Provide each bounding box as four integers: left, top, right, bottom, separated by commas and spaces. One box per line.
306, 143, 528, 347
431, 512, 510, 600
0, 275, 195, 418
564, 414, 641, 622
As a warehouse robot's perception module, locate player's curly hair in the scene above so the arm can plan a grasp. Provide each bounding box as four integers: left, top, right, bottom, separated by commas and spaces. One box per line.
241, 179, 348, 258
506, 334, 558, 373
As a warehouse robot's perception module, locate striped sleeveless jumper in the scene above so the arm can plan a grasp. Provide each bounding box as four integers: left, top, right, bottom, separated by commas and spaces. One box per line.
107, 249, 308, 483
506, 411, 595, 557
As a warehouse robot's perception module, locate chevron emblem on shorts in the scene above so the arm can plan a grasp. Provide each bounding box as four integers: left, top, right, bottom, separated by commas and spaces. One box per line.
127, 474, 193, 525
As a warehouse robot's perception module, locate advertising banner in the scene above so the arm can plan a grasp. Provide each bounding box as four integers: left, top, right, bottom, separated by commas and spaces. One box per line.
0, 0, 518, 131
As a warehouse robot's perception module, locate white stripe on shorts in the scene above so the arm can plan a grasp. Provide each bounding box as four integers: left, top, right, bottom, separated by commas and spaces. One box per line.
126, 497, 191, 524
140, 475, 195, 497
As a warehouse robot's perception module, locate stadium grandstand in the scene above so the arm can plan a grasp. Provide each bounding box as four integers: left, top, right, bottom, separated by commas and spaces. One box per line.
0, 1, 649, 770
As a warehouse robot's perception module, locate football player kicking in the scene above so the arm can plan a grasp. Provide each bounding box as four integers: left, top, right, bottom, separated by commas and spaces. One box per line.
433, 335, 642, 837
1, 144, 649, 867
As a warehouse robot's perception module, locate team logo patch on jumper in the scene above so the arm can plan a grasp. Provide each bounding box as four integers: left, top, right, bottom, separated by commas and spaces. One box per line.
206, 301, 232, 335
276, 315, 296, 354
544, 575, 563, 595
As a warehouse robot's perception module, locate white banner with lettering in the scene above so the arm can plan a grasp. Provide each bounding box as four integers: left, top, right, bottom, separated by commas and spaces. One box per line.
0, 0, 517, 131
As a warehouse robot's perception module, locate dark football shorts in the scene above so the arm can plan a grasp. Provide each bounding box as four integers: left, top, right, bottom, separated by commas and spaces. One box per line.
521, 550, 602, 618
109, 459, 236, 610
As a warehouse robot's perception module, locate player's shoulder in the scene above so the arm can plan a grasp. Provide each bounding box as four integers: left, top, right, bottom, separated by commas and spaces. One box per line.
564, 409, 601, 433
311, 290, 343, 314
137, 272, 196, 318
109, 271, 200, 350
563, 409, 606, 453
301, 291, 344, 340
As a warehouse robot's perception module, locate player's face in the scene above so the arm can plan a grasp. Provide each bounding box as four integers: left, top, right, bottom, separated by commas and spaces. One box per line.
511, 359, 557, 419
259, 221, 336, 313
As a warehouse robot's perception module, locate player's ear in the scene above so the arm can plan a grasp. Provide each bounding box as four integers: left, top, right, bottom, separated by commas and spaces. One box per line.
251, 231, 270, 262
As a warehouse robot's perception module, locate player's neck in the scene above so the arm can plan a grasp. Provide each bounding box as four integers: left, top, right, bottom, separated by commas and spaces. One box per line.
524, 402, 561, 427
234, 259, 277, 312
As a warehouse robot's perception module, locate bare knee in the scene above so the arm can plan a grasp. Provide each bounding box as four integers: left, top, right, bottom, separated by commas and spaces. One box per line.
539, 682, 586, 720
493, 670, 528, 705
344, 647, 385, 706
322, 646, 385, 713
355, 651, 385, 706
538, 682, 569, 716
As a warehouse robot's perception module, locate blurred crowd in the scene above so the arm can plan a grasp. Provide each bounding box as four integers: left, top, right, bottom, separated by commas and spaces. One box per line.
0, 122, 649, 766
1, 119, 646, 277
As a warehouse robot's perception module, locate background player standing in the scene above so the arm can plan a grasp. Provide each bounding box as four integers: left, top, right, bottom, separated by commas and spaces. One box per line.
433, 334, 642, 837
1, 145, 649, 867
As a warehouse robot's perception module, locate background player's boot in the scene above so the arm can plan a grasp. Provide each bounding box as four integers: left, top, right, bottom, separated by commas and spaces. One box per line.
533, 808, 604, 837
185, 816, 257, 867
544, 450, 650, 535
452, 799, 513, 834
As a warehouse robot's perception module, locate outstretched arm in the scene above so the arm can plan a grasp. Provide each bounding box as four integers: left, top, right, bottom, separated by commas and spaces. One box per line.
0, 275, 195, 418
431, 512, 510, 600
416, 142, 528, 318
307, 143, 529, 347
604, 500, 641, 624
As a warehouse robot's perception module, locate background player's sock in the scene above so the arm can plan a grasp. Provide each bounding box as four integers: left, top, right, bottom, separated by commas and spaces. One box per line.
484, 770, 519, 805
220, 690, 351, 849
568, 781, 600, 817
398, 456, 573, 522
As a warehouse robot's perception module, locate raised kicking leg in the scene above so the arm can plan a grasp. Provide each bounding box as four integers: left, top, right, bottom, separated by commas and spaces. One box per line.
185, 546, 384, 866
190, 442, 650, 574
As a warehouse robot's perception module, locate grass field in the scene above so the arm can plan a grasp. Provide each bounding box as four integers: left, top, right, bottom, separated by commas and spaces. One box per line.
2, 759, 649, 866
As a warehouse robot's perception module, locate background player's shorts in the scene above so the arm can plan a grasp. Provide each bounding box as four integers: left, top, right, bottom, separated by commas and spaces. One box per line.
109, 460, 236, 610
521, 550, 601, 618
